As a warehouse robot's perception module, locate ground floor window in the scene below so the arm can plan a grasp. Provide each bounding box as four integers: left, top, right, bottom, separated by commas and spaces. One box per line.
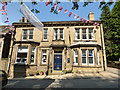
81, 49, 87, 65
74, 50, 78, 65
16, 47, 28, 64
88, 49, 94, 65
42, 50, 47, 64
81, 49, 94, 65
30, 47, 35, 64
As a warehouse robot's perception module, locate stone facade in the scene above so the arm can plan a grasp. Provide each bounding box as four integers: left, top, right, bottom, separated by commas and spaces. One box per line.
7, 12, 107, 78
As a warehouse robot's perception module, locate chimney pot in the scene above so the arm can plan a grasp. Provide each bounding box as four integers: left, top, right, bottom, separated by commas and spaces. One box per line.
88, 11, 95, 21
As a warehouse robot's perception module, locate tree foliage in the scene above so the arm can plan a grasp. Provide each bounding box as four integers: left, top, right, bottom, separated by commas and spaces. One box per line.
100, 2, 120, 61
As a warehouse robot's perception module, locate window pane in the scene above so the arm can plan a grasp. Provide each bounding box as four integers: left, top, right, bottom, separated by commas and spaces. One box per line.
88, 50, 93, 56
75, 57, 78, 63
23, 30, 27, 34
82, 50, 86, 56
82, 34, 86, 39
17, 47, 28, 64
30, 48, 35, 64
82, 57, 86, 63
60, 29, 63, 33
89, 29, 93, 39
60, 34, 63, 39
23, 35, 27, 40
82, 29, 86, 33
75, 50, 78, 55
29, 30, 33, 34
89, 57, 93, 63
29, 35, 33, 39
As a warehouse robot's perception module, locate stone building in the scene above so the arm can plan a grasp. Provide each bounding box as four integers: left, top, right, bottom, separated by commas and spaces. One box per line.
8, 11, 107, 78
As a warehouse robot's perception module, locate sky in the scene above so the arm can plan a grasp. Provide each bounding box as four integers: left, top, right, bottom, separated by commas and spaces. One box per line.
0, 2, 115, 25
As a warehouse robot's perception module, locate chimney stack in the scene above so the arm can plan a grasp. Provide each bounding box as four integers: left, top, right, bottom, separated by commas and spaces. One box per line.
19, 17, 28, 23
88, 11, 95, 21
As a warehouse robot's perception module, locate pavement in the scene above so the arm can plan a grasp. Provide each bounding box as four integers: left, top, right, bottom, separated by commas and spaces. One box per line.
2, 67, 120, 89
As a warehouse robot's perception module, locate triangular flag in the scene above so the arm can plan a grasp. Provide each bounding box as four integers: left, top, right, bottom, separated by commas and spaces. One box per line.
64, 9, 68, 13
58, 6, 63, 12
68, 12, 72, 17
83, 19, 86, 22
85, 20, 89, 23
74, 14, 76, 19
80, 17, 83, 21
54, 4, 57, 10
77, 16, 80, 20
45, 0, 49, 6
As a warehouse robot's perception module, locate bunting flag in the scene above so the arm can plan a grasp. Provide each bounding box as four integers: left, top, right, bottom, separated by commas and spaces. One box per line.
45, 0, 49, 6
80, 17, 83, 21
64, 9, 68, 13
77, 16, 80, 20
1, 2, 15, 35
44, 1, 100, 26
85, 20, 89, 23
68, 12, 72, 17
74, 14, 76, 19
82, 19, 86, 22
58, 6, 63, 12
54, 4, 57, 10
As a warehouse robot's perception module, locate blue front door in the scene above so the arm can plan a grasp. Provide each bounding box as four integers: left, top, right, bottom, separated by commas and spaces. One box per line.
54, 55, 62, 70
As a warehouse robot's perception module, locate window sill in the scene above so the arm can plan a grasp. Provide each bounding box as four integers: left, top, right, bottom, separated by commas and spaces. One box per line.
40, 64, 47, 66
74, 40, 97, 42
52, 39, 64, 41
41, 40, 49, 42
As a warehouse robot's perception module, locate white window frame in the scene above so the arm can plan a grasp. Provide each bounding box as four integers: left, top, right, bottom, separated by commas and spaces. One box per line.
88, 28, 94, 40
22, 30, 27, 41
54, 28, 58, 40
81, 49, 87, 65
22, 29, 33, 41
30, 47, 35, 64
16, 47, 28, 64
74, 50, 78, 65
75, 28, 80, 40
28, 29, 33, 40
88, 50, 94, 65
54, 28, 64, 40
43, 28, 48, 41
42, 50, 47, 64
82, 28, 88, 40
59, 28, 64, 40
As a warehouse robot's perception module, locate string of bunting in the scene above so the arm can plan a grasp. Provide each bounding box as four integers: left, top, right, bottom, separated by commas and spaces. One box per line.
0, 2, 14, 36
45, 0, 100, 26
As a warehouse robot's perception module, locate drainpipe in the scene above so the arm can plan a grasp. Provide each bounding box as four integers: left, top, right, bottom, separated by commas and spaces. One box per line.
100, 23, 106, 71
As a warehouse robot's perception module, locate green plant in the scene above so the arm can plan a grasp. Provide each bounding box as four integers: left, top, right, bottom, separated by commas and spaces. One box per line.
40, 71, 43, 73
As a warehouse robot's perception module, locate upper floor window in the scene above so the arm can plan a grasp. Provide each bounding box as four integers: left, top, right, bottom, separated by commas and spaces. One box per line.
82, 28, 87, 39
89, 28, 94, 39
54, 28, 64, 40
22, 29, 33, 40
43, 28, 48, 40
59, 29, 64, 40
74, 50, 78, 65
75, 28, 80, 40
16, 47, 28, 64
28, 30, 33, 40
